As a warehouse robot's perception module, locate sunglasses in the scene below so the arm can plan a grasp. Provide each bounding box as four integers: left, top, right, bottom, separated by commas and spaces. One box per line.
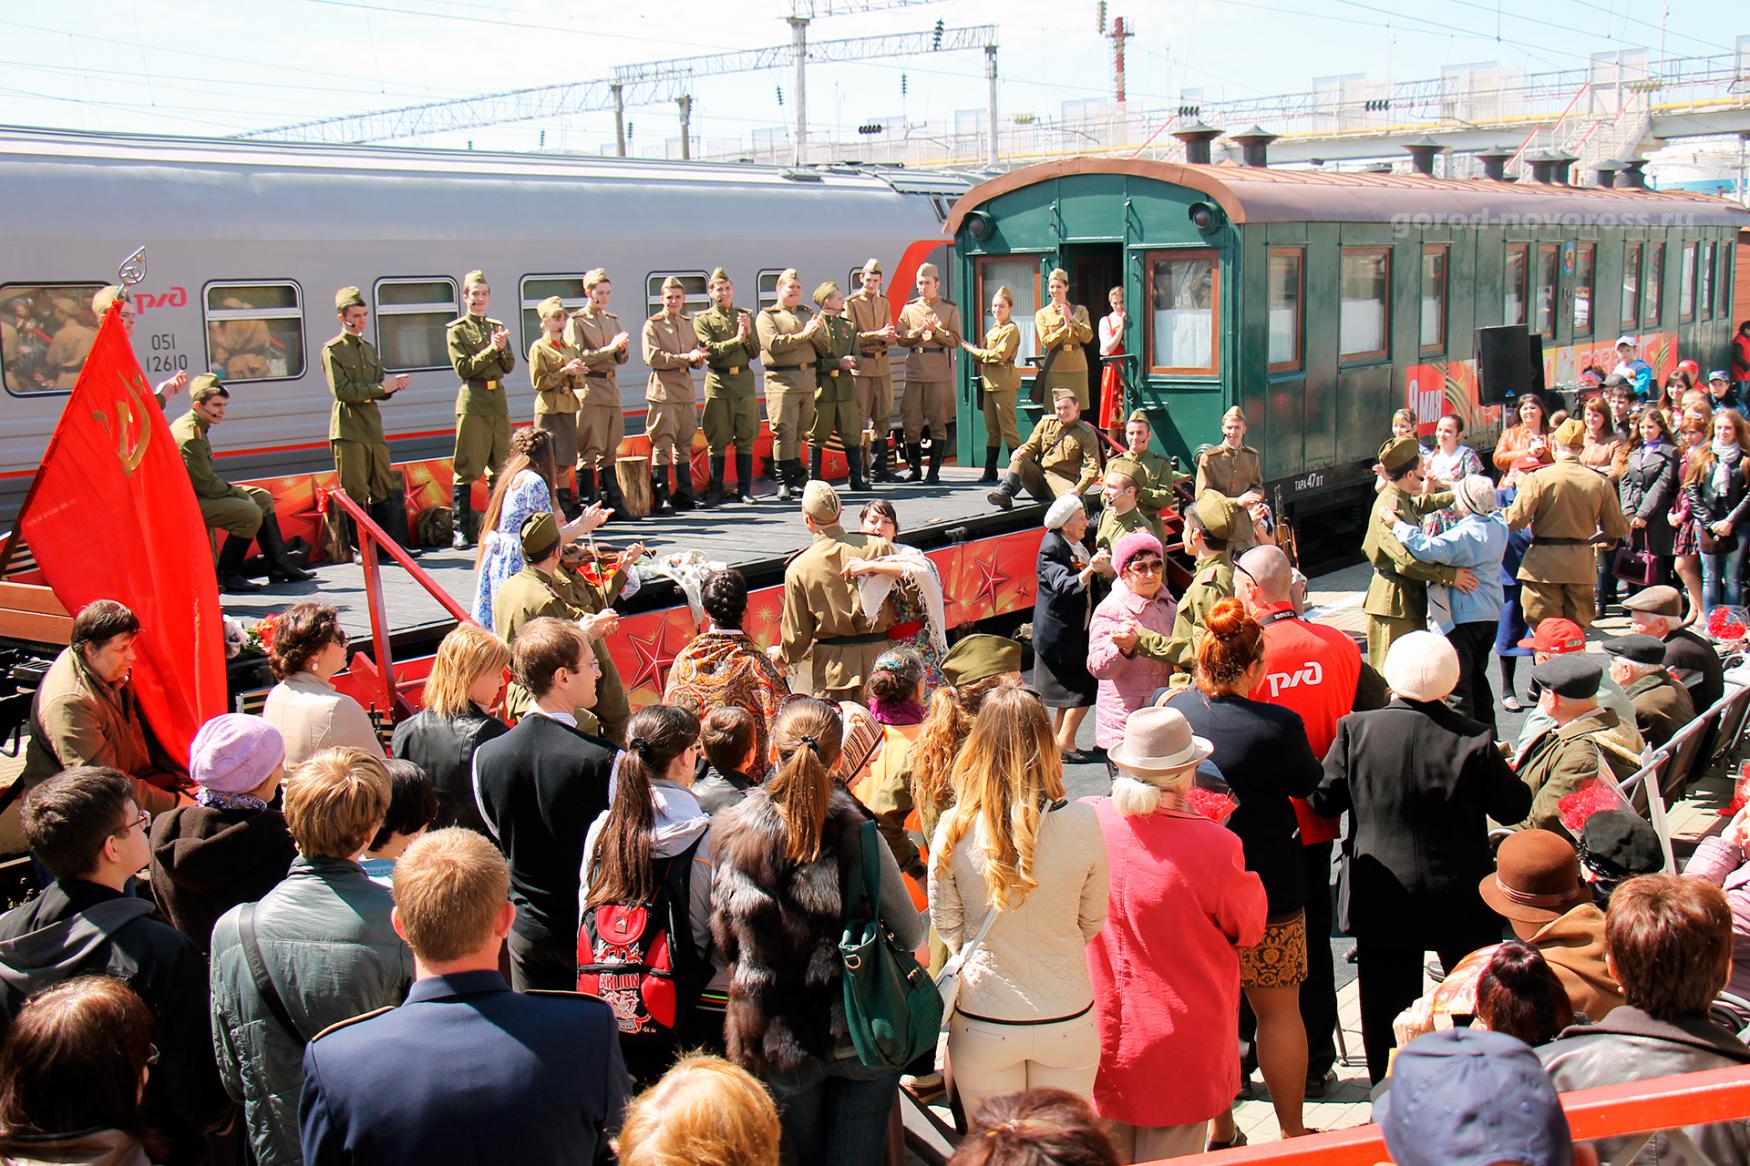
1125, 559, 1165, 575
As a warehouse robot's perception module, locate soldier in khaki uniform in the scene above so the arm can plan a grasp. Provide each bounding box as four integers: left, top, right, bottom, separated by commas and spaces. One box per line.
810, 282, 866, 491
527, 296, 586, 517
1096, 458, 1160, 549
1363, 436, 1469, 668
1505, 418, 1632, 628
894, 263, 961, 483
1149, 491, 1242, 673
642, 275, 706, 514
1195, 406, 1265, 556
843, 258, 900, 483
987, 388, 1102, 509
1034, 268, 1095, 410
322, 287, 410, 560
757, 268, 821, 501
172, 374, 314, 592
565, 268, 633, 516
446, 270, 517, 549
695, 268, 760, 506
1122, 409, 1189, 535
780, 481, 895, 701
961, 283, 1022, 483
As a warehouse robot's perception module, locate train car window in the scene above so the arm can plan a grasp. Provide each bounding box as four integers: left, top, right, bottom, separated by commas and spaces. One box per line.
1680, 243, 1697, 323
1534, 245, 1559, 339
519, 275, 586, 349
974, 257, 1041, 358
646, 273, 711, 315
1572, 243, 1596, 339
203, 283, 304, 382
1338, 247, 1390, 364
1505, 244, 1529, 327
1701, 242, 1716, 319
757, 270, 783, 311
1145, 250, 1219, 375
0, 283, 106, 396
1420, 246, 1448, 354
1622, 243, 1642, 330
1267, 248, 1303, 373
373, 278, 457, 373
1645, 244, 1664, 326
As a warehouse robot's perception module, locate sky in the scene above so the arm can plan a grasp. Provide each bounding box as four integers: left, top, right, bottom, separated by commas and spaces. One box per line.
0, 0, 1740, 157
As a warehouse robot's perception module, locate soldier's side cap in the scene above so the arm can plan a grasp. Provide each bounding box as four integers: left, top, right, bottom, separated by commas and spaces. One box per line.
583, 268, 610, 290
189, 372, 225, 398
660, 275, 686, 292
917, 262, 939, 281
942, 634, 1022, 688
800, 479, 841, 521
1105, 456, 1142, 482
1048, 266, 1070, 284
463, 269, 488, 289
91, 285, 124, 315
335, 286, 365, 311
813, 281, 840, 307
708, 266, 731, 284
1623, 584, 1684, 617
1192, 489, 1241, 540
536, 295, 567, 318
1378, 435, 1421, 474
1529, 652, 1602, 698
1050, 386, 1079, 404
1602, 633, 1667, 665
1126, 408, 1152, 427
519, 511, 560, 561
778, 267, 800, 285
1553, 417, 1586, 447
860, 257, 882, 276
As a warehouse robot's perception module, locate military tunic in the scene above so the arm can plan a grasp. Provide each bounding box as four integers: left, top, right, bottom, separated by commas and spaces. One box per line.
447, 313, 517, 486
1362, 484, 1458, 668
321, 331, 396, 505
490, 562, 630, 747
1034, 303, 1095, 410
528, 334, 583, 473
695, 302, 760, 457
1011, 415, 1102, 501
781, 522, 895, 701
810, 313, 860, 448
1143, 552, 1234, 673
966, 321, 1021, 451
1126, 447, 1187, 539
171, 409, 272, 540
895, 298, 960, 444
641, 311, 700, 469
756, 303, 818, 463
1195, 442, 1264, 555
843, 288, 894, 449
1095, 504, 1152, 554
1504, 458, 1632, 628
566, 305, 629, 474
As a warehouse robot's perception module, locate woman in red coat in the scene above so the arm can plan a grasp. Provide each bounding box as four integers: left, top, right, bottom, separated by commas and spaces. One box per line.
1083, 706, 1267, 1162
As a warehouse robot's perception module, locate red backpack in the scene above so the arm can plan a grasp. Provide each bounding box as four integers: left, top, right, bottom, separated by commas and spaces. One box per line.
576, 839, 704, 1037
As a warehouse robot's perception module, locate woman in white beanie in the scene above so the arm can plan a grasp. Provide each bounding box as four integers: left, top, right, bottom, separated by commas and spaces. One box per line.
1032, 495, 1111, 759
1306, 630, 1532, 1083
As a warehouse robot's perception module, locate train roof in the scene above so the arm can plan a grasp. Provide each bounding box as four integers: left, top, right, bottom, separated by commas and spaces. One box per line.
946, 157, 1750, 232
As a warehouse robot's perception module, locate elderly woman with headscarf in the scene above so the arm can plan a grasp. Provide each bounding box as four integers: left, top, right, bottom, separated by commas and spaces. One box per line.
1381, 474, 1509, 727
1088, 532, 1178, 767
1033, 495, 1113, 761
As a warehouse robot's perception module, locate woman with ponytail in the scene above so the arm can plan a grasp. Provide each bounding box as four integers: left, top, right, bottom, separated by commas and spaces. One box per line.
710, 697, 923, 1166
580, 704, 711, 1083
929, 687, 1109, 1120
1164, 598, 1321, 1144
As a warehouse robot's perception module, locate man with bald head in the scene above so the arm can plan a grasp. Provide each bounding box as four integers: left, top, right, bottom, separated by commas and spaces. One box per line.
1235, 542, 1384, 1095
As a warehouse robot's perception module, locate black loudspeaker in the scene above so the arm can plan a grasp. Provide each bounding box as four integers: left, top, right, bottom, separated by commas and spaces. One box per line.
1476, 324, 1532, 405
1527, 334, 1546, 396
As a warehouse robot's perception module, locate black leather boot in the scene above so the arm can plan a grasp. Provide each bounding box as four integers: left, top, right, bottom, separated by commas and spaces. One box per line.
776, 459, 797, 503
217, 534, 263, 593
650, 469, 673, 515
872, 436, 898, 483
450, 481, 472, 550
808, 448, 825, 486
905, 442, 924, 483
577, 467, 598, 508
980, 445, 1001, 484
735, 454, 758, 504
557, 487, 581, 521
257, 515, 315, 583
670, 465, 696, 512
705, 456, 727, 507
846, 447, 868, 492
925, 435, 945, 484
987, 471, 1021, 510
379, 498, 421, 561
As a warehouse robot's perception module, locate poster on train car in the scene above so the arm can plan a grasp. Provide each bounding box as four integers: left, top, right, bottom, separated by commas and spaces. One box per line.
16, 306, 224, 766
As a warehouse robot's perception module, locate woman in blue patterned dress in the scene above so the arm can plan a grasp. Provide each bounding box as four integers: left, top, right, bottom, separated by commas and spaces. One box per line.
1422, 413, 1485, 535
470, 427, 608, 628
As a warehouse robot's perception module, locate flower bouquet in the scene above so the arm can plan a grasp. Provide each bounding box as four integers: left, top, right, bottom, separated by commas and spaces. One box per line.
238, 612, 282, 659
1556, 775, 1635, 834
1184, 766, 1240, 826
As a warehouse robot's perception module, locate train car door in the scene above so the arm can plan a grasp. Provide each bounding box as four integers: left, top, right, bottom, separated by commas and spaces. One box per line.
1057, 244, 1123, 418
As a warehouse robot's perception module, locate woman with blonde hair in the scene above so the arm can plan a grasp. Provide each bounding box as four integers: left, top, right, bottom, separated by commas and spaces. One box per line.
711, 697, 923, 1166
929, 686, 1109, 1119
1684, 406, 1750, 610
470, 426, 609, 628
392, 622, 511, 836
909, 635, 1024, 844
616, 1053, 781, 1166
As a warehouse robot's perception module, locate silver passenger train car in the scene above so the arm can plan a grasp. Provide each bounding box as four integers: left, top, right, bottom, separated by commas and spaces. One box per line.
0, 127, 966, 521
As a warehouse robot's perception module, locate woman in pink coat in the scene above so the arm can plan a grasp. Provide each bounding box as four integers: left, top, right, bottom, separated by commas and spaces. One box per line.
1084, 706, 1267, 1162
1087, 532, 1178, 754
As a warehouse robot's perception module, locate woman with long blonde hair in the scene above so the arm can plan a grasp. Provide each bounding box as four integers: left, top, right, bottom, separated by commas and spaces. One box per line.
928, 687, 1109, 1120
909, 639, 1023, 843
392, 622, 510, 836
1683, 407, 1750, 610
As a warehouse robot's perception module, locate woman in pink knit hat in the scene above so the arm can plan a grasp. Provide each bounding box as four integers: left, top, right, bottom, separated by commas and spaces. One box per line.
1086, 531, 1177, 766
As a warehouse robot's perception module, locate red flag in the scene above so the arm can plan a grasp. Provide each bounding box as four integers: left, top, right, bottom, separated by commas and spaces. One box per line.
17, 304, 224, 768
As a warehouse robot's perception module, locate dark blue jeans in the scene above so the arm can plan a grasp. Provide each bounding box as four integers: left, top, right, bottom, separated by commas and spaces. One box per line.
764, 1053, 899, 1166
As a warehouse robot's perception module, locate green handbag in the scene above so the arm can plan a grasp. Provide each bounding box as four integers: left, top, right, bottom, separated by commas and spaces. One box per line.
839, 819, 944, 1072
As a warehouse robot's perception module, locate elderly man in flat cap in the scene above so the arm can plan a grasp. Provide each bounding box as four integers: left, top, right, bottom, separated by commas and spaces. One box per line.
1504, 417, 1632, 629
843, 258, 901, 483
1513, 653, 1644, 841
809, 281, 867, 491
756, 268, 822, 501
695, 268, 761, 506
1362, 435, 1474, 668
446, 269, 517, 549
1623, 584, 1724, 712
566, 269, 634, 519
323, 286, 410, 561
778, 481, 895, 701
895, 263, 961, 483
1604, 633, 1695, 749
642, 275, 707, 514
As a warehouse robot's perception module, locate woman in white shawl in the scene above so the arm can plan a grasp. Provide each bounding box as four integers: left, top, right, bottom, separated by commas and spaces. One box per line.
845, 499, 948, 689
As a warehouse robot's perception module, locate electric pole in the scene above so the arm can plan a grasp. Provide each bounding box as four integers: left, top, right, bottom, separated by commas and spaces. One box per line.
1107, 16, 1133, 106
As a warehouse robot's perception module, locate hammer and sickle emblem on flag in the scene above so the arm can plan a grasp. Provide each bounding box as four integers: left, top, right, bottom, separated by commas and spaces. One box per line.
90, 371, 154, 476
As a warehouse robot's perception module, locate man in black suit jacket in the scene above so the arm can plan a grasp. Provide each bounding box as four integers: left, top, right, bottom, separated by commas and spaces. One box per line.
473, 617, 617, 990
300, 830, 629, 1166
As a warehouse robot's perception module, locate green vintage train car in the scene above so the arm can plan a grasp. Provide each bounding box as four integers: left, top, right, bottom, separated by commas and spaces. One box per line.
944, 154, 1750, 538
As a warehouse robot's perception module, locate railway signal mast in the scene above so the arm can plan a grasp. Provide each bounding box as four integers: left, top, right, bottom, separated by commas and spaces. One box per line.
1107, 15, 1134, 107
